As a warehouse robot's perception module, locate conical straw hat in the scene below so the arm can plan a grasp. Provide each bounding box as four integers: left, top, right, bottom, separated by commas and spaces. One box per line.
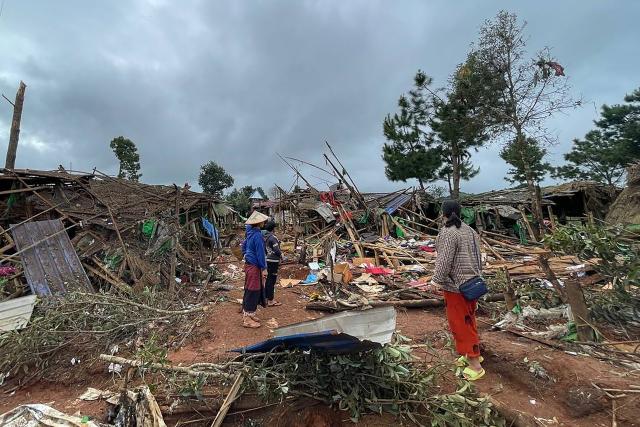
246, 211, 269, 225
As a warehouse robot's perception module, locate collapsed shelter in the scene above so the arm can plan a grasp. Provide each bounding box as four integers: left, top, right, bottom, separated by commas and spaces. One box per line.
0, 168, 236, 299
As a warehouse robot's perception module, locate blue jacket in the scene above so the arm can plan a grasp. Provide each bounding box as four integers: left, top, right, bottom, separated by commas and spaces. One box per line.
241, 225, 266, 270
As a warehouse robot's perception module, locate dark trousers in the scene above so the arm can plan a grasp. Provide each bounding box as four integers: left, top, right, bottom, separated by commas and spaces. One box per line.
265, 261, 279, 300
242, 289, 263, 313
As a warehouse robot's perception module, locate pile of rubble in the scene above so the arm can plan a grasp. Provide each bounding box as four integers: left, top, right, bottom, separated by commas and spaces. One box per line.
0, 168, 238, 307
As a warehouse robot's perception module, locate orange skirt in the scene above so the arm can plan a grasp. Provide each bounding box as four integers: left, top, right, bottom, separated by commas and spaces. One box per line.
443, 291, 480, 357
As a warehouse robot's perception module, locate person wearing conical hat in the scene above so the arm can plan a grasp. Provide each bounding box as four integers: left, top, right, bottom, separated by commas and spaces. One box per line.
240, 211, 269, 328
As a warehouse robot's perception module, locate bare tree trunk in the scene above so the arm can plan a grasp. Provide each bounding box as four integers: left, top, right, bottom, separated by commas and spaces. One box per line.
515, 130, 544, 239
5, 81, 27, 169
451, 150, 461, 200
417, 178, 425, 191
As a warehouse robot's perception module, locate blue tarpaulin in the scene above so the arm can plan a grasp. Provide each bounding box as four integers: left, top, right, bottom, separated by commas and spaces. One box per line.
384, 193, 412, 215
201, 217, 220, 248
232, 331, 381, 354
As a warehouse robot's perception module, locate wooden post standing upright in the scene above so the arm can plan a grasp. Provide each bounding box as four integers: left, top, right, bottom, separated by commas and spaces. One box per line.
5, 81, 27, 169
565, 275, 595, 342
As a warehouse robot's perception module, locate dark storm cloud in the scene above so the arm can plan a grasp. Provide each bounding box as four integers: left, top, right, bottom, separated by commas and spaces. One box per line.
0, 0, 638, 194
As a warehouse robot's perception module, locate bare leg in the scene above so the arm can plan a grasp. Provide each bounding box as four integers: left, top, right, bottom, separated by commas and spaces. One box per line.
467, 356, 483, 372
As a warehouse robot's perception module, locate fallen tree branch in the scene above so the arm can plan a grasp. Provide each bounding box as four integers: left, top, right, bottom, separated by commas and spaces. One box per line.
99, 354, 234, 379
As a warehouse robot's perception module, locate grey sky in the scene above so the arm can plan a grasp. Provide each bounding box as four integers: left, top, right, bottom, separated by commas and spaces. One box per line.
0, 0, 638, 194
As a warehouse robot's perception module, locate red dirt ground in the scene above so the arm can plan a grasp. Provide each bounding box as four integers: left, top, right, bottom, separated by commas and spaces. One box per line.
1, 262, 639, 426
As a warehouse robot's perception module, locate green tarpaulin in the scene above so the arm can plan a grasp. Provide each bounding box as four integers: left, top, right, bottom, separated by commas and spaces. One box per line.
141, 220, 157, 239
461, 207, 475, 225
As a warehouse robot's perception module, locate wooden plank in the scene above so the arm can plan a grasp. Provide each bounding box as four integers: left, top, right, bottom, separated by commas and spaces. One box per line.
211, 373, 245, 427
0, 185, 49, 196
518, 207, 537, 243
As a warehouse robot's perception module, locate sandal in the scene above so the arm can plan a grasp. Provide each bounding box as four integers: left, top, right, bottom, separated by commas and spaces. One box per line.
455, 355, 484, 367
462, 367, 485, 381
242, 317, 261, 329
267, 301, 282, 307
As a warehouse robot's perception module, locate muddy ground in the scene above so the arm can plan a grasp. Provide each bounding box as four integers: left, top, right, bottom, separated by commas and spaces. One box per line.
1, 262, 638, 426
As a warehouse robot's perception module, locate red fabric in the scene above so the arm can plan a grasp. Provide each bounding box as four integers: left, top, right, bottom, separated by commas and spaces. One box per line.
365, 266, 394, 275
546, 61, 565, 76
244, 264, 262, 291
419, 246, 435, 253
320, 191, 339, 207
443, 291, 480, 357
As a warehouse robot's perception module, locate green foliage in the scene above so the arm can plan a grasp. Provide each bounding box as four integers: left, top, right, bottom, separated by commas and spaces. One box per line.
110, 136, 141, 181
0, 292, 205, 379
382, 71, 442, 189
555, 88, 640, 185
198, 161, 234, 197
178, 375, 206, 400
500, 137, 553, 184
242, 344, 503, 425
384, 61, 497, 197
545, 224, 640, 329
225, 185, 266, 217
472, 11, 579, 232
545, 224, 639, 292
136, 334, 168, 365
431, 53, 503, 197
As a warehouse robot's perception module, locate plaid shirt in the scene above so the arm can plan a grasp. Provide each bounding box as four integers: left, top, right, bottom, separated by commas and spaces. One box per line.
432, 223, 482, 293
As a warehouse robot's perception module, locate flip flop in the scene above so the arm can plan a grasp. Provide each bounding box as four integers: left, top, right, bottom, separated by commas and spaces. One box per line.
268, 301, 282, 307
462, 367, 485, 381
455, 355, 484, 367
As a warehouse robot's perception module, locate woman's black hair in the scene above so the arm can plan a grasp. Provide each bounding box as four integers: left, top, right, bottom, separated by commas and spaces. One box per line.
442, 199, 462, 228
264, 220, 276, 232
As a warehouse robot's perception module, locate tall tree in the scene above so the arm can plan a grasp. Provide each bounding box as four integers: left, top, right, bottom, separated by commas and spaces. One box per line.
473, 11, 580, 238
500, 137, 553, 185
431, 54, 501, 198
225, 185, 265, 217
555, 88, 640, 186
198, 161, 233, 197
110, 136, 141, 181
382, 71, 442, 190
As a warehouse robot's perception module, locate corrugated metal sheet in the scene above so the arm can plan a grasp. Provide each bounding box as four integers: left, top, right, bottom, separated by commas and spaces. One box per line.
0, 295, 37, 331
313, 203, 336, 223
11, 219, 92, 296
274, 306, 396, 344
384, 193, 412, 215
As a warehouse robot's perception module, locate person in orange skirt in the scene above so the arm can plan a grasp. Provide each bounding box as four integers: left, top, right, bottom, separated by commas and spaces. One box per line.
432, 200, 485, 381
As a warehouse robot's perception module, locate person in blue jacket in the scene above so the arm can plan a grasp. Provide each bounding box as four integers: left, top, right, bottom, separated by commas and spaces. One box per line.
240, 211, 269, 328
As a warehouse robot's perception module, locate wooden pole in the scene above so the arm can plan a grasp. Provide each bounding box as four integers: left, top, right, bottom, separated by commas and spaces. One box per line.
547, 205, 556, 230
537, 254, 567, 302
325, 141, 364, 197
502, 267, 517, 311
518, 206, 537, 243
211, 373, 245, 427
323, 153, 367, 210
5, 81, 26, 169
565, 274, 595, 342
